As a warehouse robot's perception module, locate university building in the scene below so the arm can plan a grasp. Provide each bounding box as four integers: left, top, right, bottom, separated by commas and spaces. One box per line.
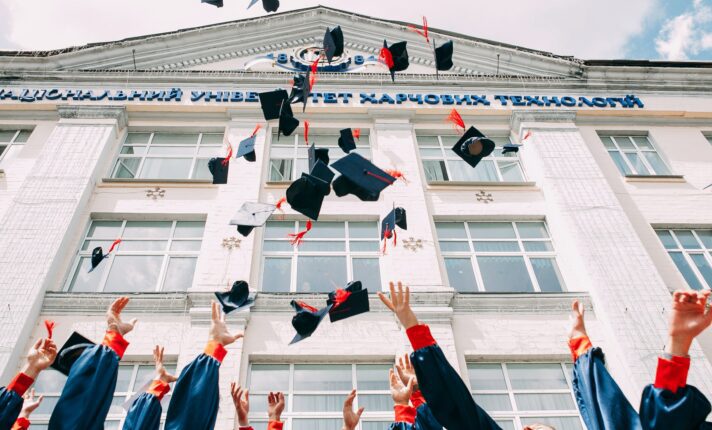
1, 6, 712, 429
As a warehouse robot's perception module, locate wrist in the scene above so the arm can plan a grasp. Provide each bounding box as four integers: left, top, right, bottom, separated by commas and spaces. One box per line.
238, 417, 249, 427
666, 336, 693, 357
21, 364, 40, 380
268, 415, 281, 422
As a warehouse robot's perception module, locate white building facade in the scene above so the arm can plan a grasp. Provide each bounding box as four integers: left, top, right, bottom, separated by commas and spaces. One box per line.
0, 6, 711, 429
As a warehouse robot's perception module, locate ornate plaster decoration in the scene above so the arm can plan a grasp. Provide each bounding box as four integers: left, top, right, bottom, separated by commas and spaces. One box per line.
145, 187, 165, 200
402, 237, 424, 252
476, 190, 494, 204
222, 236, 242, 250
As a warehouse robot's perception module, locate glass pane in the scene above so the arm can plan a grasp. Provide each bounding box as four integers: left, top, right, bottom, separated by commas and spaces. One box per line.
632, 136, 654, 149
423, 160, 448, 181
88, 221, 123, 238
263, 241, 294, 252
498, 160, 524, 182
518, 222, 549, 239
697, 230, 712, 249
81, 240, 115, 252
120, 146, 146, 155
674, 230, 701, 249
356, 365, 391, 390
292, 419, 343, 430
151, 133, 200, 145
468, 363, 506, 390
294, 364, 352, 390
531, 258, 566, 292
439, 241, 471, 252
126, 133, 151, 144
448, 159, 482, 182
471, 160, 500, 182
120, 240, 168, 251
444, 258, 478, 292
642, 151, 670, 175
197, 146, 221, 157
296, 256, 347, 292
473, 241, 521, 252
669, 252, 705, 290
515, 393, 576, 411
200, 133, 224, 144
613, 136, 635, 149
609, 151, 632, 175
170, 240, 202, 251
528, 417, 583, 430
163, 258, 197, 291
124, 221, 172, 238
690, 254, 712, 287
523, 241, 554, 252
34, 395, 60, 415
104, 255, 163, 292
307, 222, 344, 238
416, 135, 440, 146
299, 241, 345, 252
0, 130, 15, 142
174, 221, 205, 238
265, 221, 295, 238
349, 222, 379, 239
269, 159, 293, 181
599, 136, 616, 149
495, 420, 516, 430
133, 365, 157, 391
250, 395, 269, 413
105, 422, 121, 430
262, 258, 291, 292
140, 158, 192, 179
473, 394, 512, 411
34, 369, 67, 392
477, 256, 534, 292
69, 257, 105, 292
115, 365, 135, 392
147, 146, 196, 155
113, 158, 140, 179
656, 230, 677, 249
352, 258, 381, 290
420, 148, 444, 157
625, 152, 649, 175
15, 130, 32, 142
469, 223, 516, 239
249, 364, 290, 391
350, 241, 380, 252
507, 363, 568, 390
358, 394, 392, 411
435, 222, 466, 239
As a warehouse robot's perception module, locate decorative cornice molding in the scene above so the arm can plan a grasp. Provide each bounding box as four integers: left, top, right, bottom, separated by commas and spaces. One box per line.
57, 105, 128, 129
452, 292, 593, 315
510, 110, 577, 133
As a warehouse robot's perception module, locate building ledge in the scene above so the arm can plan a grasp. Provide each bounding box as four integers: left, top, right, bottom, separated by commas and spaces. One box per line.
0, 169, 4, 178
100, 178, 215, 187
427, 181, 538, 190
265, 181, 290, 188
624, 175, 685, 183
452, 292, 593, 315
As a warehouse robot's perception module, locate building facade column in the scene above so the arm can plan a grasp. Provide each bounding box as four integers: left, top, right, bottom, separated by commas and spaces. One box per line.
0, 105, 127, 381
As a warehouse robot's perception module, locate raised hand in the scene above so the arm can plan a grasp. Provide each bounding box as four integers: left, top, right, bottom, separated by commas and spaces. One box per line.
389, 368, 414, 406
342, 389, 364, 430
377, 281, 419, 329
230, 383, 249, 427
568, 299, 588, 340
19, 389, 43, 420
153, 346, 177, 384
210, 301, 244, 346
396, 354, 418, 392
23, 338, 57, 379
667, 290, 712, 357
106, 297, 137, 336
267, 391, 285, 422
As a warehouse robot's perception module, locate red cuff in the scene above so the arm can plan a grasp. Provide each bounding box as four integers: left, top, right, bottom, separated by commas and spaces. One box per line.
147, 380, 171, 401
410, 390, 426, 409
11, 417, 30, 430
7, 373, 34, 396
394, 404, 417, 424
568, 336, 593, 362
654, 356, 691, 393
268, 421, 284, 430
238, 427, 253, 430
102, 331, 129, 359
406, 324, 436, 351
204, 341, 228, 363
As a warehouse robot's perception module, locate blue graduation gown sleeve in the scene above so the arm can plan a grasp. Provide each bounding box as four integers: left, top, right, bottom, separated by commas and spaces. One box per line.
415, 403, 443, 430
49, 331, 129, 430
569, 337, 642, 430
122, 380, 171, 430
407, 324, 502, 430
0, 373, 34, 429
164, 341, 226, 430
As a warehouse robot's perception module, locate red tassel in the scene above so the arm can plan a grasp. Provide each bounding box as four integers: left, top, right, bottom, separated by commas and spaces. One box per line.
288, 220, 313, 246
407, 16, 429, 42
446, 109, 465, 132
276, 197, 287, 211
379, 47, 394, 69
393, 229, 398, 248
222, 144, 233, 166
382, 226, 391, 255
353, 129, 361, 140
44, 320, 55, 339
304, 121, 310, 145
108, 239, 122, 253
332, 289, 352, 309
310, 55, 320, 89
365, 171, 394, 185
296, 301, 319, 313
251, 124, 262, 137
522, 130, 532, 141
385, 169, 408, 184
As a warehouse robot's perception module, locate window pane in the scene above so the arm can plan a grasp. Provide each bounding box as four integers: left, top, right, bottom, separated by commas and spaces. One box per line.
515, 393, 575, 411
471, 160, 499, 182
126, 133, 151, 144
517, 222, 549, 239
469, 223, 516, 239
81, 240, 115, 251
174, 221, 205, 238
296, 256, 347, 292
299, 241, 346, 252
263, 241, 294, 252
113, 158, 140, 178
609, 151, 632, 175
507, 363, 568, 390
498, 160, 524, 182
294, 365, 351, 390
448, 159, 481, 182
669, 252, 704, 290
523, 241, 554, 252
265, 221, 295, 238
444, 258, 478, 292
133, 365, 157, 391
262, 258, 291, 292
88, 221, 123, 238
197, 146, 221, 157
349, 222, 378, 239
416, 135, 440, 146
358, 394, 392, 411
140, 158, 192, 179
350, 241, 380, 252
674, 230, 701, 249
495, 420, 516, 430
468, 363, 507, 390
69, 257, 105, 292
124, 221, 172, 238
170, 240, 202, 251
270, 159, 293, 181
690, 254, 712, 287
474, 394, 512, 411
531, 258, 565, 292
35, 396, 60, 415
249, 365, 290, 391
613, 136, 635, 149
632, 136, 653, 149
104, 255, 163, 292
34, 370, 66, 392
151, 133, 199, 145
528, 417, 583, 430
625, 152, 649, 175
308, 222, 344, 238
0, 130, 16, 142
120, 145, 146, 155
697, 230, 712, 249
147, 146, 195, 156
119, 240, 168, 251
352, 258, 381, 290
656, 230, 677, 249
477, 256, 534, 292
200, 133, 224, 144
473, 241, 521, 252
15, 130, 32, 142
420, 148, 444, 157
435, 222, 466, 239
115, 366, 135, 392
423, 160, 448, 181
356, 365, 391, 390
439, 241, 471, 252
599, 136, 616, 149
163, 257, 197, 291
191, 158, 211, 180
642, 151, 670, 175
292, 419, 343, 430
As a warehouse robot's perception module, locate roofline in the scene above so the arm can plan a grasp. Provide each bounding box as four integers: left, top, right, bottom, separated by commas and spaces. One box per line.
584, 59, 712, 68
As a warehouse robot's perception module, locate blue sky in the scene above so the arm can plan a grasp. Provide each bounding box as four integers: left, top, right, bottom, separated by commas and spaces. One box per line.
0, 0, 711, 61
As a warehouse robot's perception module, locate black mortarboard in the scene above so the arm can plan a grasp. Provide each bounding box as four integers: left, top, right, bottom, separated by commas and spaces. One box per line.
323, 26, 344, 63
290, 300, 332, 344
90, 247, 106, 272
288, 73, 311, 113
51, 332, 96, 376
278, 100, 300, 138
247, 0, 279, 12
327, 281, 369, 323
203, 0, 223, 7
236, 135, 257, 162
331, 153, 395, 201
434, 40, 454, 71
308, 144, 330, 171
229, 202, 277, 237
208, 158, 229, 184
309, 160, 335, 196
215, 281, 255, 314
286, 174, 326, 220
383, 40, 409, 82
502, 142, 523, 155
338, 128, 357, 154
451, 126, 496, 168
381, 207, 407, 240
258, 89, 289, 121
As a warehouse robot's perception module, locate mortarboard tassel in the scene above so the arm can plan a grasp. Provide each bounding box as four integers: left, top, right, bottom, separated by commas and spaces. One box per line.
446, 109, 465, 133
408, 16, 429, 43
276, 196, 287, 212
385, 169, 408, 184
332, 289, 352, 309
251, 124, 262, 137
309, 56, 320, 89
304, 121, 310, 146
108, 239, 122, 253
44, 320, 55, 339
353, 129, 361, 140
365, 170, 395, 185
522, 130, 532, 141
379, 47, 394, 69
288, 220, 313, 246
222, 140, 233, 167
296, 301, 318, 313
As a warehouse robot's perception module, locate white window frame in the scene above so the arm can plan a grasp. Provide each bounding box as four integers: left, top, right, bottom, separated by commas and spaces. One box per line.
436, 221, 566, 293
416, 132, 525, 183
598, 134, 671, 176
0, 129, 31, 162
468, 361, 584, 430
261, 220, 382, 293
111, 131, 224, 180
656, 228, 712, 290
247, 363, 393, 430
64, 219, 204, 293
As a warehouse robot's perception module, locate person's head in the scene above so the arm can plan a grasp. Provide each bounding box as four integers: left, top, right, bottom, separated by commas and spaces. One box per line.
523, 424, 556, 430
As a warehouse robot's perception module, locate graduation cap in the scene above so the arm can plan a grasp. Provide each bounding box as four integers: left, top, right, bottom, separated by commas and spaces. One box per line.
247, 0, 279, 12
380, 40, 409, 82
51, 332, 96, 376
215, 281, 255, 314
208, 157, 229, 184
290, 300, 332, 345
236, 125, 261, 162
89, 239, 121, 273
202, 0, 223, 7
434, 40, 454, 74
288, 73, 311, 112
308, 144, 330, 171
286, 174, 326, 220
309, 160, 335, 196
278, 99, 300, 138
338, 128, 358, 154
327, 281, 369, 323
258, 90, 289, 121
323, 26, 344, 63
451, 126, 496, 168
381, 207, 407, 240
502, 142, 523, 155
229, 202, 277, 237
331, 153, 396, 201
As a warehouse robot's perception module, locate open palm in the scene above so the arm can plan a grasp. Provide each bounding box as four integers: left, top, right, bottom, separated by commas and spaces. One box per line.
106, 297, 137, 336
670, 290, 712, 340
210, 301, 244, 346
342, 389, 364, 430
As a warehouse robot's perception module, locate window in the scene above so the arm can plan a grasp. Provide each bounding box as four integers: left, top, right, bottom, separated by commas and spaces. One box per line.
598, 135, 670, 176
30, 362, 177, 429
268, 131, 371, 182
262, 221, 381, 293
247, 363, 392, 430
705, 134, 712, 146
468, 362, 583, 430
0, 129, 31, 162
656, 229, 712, 290
67, 220, 204, 293
417, 133, 524, 183
436, 221, 565, 293
111, 132, 224, 180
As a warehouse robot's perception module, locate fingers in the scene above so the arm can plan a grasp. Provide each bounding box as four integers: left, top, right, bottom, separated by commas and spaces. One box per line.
405, 286, 410, 307
377, 292, 395, 312
268, 392, 274, 405
344, 389, 356, 408
405, 354, 412, 370
245, 389, 249, 403
389, 368, 398, 388
405, 376, 415, 391
211, 301, 219, 322
111, 297, 129, 315
230, 382, 238, 398
32, 338, 42, 350
233, 333, 244, 342
356, 406, 365, 418
278, 392, 285, 404
129, 318, 138, 328
36, 394, 43, 405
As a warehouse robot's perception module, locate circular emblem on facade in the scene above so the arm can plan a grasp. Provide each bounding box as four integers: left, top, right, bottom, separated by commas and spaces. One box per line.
290, 45, 354, 72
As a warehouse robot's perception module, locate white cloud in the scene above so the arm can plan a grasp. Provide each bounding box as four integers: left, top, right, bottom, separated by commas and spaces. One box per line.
656, 0, 712, 59
0, 0, 656, 59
